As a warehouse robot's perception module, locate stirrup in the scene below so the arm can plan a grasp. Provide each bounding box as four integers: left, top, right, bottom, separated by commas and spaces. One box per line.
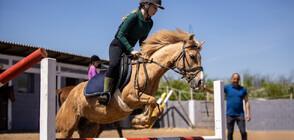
98, 92, 111, 105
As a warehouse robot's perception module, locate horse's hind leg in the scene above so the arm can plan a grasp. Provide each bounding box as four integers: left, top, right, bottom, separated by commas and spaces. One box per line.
96, 124, 108, 138
77, 117, 100, 138
113, 121, 123, 138
95, 122, 123, 138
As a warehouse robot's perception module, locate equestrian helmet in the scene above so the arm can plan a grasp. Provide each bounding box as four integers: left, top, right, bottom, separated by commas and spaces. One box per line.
90, 55, 100, 62
140, 0, 164, 9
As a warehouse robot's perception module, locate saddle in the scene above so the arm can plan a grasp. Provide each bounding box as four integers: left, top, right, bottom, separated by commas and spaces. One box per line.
84, 55, 132, 97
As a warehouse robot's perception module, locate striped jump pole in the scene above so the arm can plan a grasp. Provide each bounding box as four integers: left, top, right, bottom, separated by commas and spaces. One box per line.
0, 48, 47, 87
57, 137, 204, 140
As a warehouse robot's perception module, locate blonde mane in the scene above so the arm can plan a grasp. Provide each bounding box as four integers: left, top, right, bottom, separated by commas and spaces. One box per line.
141, 28, 191, 58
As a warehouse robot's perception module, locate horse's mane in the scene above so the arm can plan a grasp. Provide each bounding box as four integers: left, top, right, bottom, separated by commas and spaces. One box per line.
141, 28, 191, 58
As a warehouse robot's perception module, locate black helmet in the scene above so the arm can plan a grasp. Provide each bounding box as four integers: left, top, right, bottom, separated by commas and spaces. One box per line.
140, 0, 164, 9
90, 55, 100, 62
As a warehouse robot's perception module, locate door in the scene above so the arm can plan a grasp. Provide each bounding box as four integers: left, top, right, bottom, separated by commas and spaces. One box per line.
0, 86, 9, 130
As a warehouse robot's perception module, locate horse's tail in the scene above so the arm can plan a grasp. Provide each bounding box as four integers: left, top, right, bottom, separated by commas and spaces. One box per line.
56, 89, 62, 95
56, 89, 62, 107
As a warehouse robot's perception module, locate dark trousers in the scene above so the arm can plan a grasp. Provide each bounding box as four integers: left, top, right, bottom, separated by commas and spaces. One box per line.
106, 38, 126, 80
227, 115, 247, 140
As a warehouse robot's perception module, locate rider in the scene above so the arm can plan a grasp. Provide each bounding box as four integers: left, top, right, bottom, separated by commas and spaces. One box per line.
88, 55, 100, 80
98, 0, 164, 105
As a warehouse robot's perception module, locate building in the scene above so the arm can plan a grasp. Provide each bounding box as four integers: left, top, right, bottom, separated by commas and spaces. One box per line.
0, 41, 108, 131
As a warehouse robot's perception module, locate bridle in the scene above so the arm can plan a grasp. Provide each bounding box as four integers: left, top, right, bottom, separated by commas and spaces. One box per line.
133, 41, 203, 99
170, 41, 203, 82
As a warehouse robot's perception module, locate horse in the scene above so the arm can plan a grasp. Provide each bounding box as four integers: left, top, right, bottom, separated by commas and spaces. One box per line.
56, 86, 123, 138
55, 28, 205, 138
56, 86, 75, 107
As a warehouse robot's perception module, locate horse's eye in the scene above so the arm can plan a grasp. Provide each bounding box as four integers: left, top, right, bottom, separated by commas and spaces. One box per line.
189, 55, 195, 59
190, 45, 197, 48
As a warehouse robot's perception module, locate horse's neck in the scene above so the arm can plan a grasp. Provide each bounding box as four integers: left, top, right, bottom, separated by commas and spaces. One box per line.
145, 43, 182, 79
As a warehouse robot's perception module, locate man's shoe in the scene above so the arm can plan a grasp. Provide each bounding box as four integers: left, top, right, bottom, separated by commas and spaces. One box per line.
98, 92, 111, 105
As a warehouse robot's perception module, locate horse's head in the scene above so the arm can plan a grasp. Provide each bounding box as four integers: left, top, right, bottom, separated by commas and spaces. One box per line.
141, 28, 205, 90
172, 29, 205, 90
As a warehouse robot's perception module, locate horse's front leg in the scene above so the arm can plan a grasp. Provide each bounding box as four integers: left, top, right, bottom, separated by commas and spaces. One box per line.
128, 93, 164, 129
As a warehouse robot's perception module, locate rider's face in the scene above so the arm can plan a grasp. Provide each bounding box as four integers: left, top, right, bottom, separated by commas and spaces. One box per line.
148, 4, 158, 17
93, 61, 99, 67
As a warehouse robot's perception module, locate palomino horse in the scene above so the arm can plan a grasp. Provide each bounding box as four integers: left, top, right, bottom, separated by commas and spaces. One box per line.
56, 28, 205, 138
56, 86, 123, 138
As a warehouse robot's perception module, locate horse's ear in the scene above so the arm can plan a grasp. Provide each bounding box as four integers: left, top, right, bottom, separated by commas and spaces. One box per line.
189, 34, 195, 40
176, 28, 187, 35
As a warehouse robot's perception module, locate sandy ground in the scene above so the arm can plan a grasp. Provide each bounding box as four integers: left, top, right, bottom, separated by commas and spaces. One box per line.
1, 128, 294, 140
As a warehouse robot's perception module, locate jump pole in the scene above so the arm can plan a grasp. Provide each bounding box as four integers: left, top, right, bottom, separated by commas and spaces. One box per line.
0, 48, 47, 87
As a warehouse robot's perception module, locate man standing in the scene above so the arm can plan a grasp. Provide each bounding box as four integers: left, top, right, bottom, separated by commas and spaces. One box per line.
204, 73, 251, 140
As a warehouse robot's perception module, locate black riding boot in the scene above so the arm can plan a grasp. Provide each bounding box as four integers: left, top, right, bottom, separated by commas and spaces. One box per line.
98, 77, 114, 105
241, 132, 247, 140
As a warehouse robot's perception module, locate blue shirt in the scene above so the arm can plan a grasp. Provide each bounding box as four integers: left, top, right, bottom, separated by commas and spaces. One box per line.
224, 84, 247, 116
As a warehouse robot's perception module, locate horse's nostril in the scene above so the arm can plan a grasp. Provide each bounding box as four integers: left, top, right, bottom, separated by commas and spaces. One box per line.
198, 80, 202, 87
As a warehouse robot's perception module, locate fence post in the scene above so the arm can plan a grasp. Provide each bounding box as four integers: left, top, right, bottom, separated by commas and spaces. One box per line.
40, 58, 56, 140
213, 80, 225, 139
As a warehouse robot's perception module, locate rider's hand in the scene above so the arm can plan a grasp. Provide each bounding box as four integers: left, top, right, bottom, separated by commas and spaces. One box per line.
203, 85, 207, 90
131, 50, 141, 56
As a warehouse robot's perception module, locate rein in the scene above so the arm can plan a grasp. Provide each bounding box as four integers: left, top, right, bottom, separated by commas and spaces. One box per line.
132, 41, 203, 99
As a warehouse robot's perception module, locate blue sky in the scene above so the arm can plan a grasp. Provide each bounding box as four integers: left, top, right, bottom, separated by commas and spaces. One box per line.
1, 0, 294, 80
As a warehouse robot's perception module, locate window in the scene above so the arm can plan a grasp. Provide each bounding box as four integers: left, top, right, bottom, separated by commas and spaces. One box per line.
0, 58, 9, 65
17, 73, 34, 94
65, 77, 79, 87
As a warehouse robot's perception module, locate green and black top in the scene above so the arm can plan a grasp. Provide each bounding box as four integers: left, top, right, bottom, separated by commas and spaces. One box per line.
116, 10, 153, 53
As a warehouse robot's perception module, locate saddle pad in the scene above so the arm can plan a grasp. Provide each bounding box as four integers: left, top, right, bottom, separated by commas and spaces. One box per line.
84, 72, 106, 97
